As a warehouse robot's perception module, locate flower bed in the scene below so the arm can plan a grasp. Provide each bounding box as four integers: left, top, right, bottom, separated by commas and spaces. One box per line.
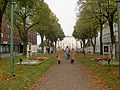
31, 58, 45, 61
91, 57, 111, 61
16, 60, 44, 66
31, 57, 49, 61
16, 57, 50, 66
91, 57, 119, 66
98, 60, 119, 66
36, 57, 49, 60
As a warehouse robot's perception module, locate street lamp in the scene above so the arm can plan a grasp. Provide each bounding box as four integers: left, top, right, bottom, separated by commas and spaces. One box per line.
116, 0, 120, 79
10, 1, 15, 77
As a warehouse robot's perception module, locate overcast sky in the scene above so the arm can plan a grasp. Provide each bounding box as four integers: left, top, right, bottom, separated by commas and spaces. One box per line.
37, 0, 78, 44
45, 0, 78, 36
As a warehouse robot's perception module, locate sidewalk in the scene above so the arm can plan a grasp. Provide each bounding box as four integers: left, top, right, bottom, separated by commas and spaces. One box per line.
30, 59, 109, 90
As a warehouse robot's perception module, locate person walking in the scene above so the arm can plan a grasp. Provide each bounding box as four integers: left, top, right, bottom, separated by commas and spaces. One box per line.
65, 46, 70, 60
70, 48, 77, 64
56, 47, 63, 64
46, 46, 50, 54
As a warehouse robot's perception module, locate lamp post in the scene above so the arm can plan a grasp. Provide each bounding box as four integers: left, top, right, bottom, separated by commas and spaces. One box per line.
10, 1, 15, 77
116, 0, 120, 79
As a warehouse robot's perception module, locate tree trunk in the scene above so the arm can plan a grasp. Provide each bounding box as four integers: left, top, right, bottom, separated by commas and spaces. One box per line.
100, 21, 103, 55
79, 40, 82, 52
23, 41, 28, 55
80, 41, 82, 48
50, 41, 53, 47
40, 34, 44, 53
0, 18, 2, 43
93, 44, 95, 53
114, 43, 117, 57
92, 37, 96, 53
55, 41, 57, 51
83, 39, 85, 54
55, 41, 57, 48
109, 20, 115, 59
109, 21, 115, 45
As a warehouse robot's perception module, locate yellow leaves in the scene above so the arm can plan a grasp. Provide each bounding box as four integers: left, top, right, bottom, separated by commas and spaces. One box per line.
29, 77, 44, 89
36, 77, 44, 82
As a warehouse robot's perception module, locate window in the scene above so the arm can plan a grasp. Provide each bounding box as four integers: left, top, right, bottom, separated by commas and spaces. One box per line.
3, 33, 6, 37
4, 24, 7, 31
104, 46, 109, 52
7, 24, 10, 28
17, 36, 19, 40
1, 33, 3, 37
7, 34, 9, 38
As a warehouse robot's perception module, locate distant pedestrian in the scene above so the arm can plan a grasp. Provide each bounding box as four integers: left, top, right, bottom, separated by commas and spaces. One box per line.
50, 47, 54, 54
46, 47, 50, 54
70, 48, 77, 64
56, 47, 63, 64
65, 46, 70, 60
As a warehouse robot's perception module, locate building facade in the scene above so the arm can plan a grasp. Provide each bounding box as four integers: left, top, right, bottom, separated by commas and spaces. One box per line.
102, 24, 118, 57
0, 16, 37, 54
58, 36, 80, 50
83, 24, 118, 57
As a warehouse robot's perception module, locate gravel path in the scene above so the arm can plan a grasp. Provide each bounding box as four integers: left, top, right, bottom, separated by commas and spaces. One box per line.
31, 58, 109, 90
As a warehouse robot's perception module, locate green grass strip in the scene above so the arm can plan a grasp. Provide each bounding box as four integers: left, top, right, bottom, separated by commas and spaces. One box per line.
0, 54, 56, 90
78, 56, 120, 90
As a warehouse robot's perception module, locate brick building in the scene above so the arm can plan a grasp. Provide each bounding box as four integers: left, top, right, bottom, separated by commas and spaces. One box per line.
0, 16, 37, 54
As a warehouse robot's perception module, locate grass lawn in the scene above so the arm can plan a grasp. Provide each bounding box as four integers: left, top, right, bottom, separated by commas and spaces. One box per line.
78, 53, 120, 90
0, 53, 56, 90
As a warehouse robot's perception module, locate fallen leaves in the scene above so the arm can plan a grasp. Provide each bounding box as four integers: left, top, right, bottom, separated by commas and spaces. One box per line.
1, 74, 20, 80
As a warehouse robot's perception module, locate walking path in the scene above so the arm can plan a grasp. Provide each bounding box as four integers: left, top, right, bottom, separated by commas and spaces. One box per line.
31, 59, 109, 90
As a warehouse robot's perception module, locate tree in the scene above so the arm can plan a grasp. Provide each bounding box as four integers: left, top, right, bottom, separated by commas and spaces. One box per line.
73, 17, 89, 53
32, 1, 51, 53
78, 0, 117, 55
45, 14, 65, 50
73, 5, 99, 53
77, 0, 107, 55
14, 0, 39, 55
0, 0, 9, 43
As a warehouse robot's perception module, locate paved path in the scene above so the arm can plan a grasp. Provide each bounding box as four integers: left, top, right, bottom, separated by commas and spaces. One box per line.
31, 59, 109, 90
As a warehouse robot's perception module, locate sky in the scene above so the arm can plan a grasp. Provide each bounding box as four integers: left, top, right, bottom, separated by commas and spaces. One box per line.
45, 0, 78, 36
37, 0, 78, 45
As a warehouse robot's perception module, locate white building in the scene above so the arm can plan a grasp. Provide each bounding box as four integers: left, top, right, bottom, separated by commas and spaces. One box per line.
85, 24, 118, 57
102, 24, 118, 58
57, 36, 81, 50
27, 42, 39, 57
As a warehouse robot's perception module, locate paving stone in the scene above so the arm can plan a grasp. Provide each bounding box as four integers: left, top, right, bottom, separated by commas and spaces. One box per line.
31, 58, 109, 90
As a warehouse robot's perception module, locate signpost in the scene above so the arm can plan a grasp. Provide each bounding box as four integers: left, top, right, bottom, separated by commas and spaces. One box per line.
10, 1, 15, 77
